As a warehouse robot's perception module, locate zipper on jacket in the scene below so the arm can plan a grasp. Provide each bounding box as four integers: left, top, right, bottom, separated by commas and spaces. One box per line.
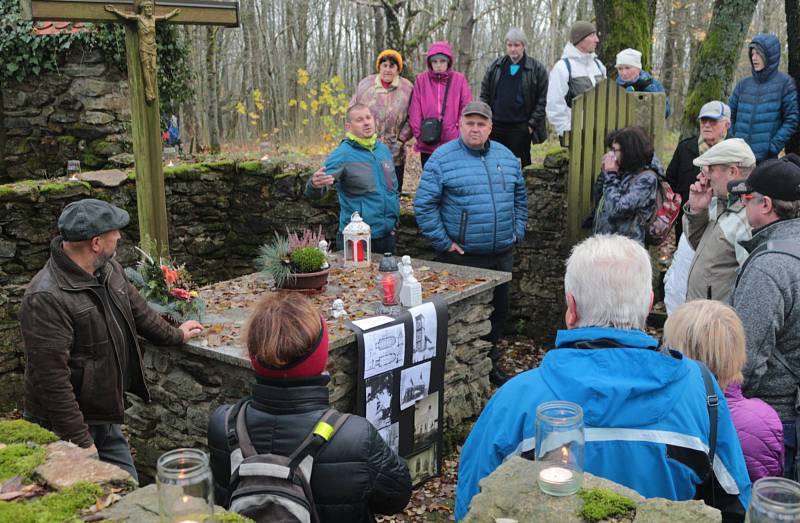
459, 210, 468, 245
482, 154, 498, 252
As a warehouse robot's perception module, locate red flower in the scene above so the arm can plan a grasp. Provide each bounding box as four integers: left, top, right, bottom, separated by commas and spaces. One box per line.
161, 265, 178, 285
169, 288, 191, 301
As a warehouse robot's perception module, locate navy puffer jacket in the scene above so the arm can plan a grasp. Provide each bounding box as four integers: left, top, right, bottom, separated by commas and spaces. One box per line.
413, 138, 528, 254
729, 33, 799, 162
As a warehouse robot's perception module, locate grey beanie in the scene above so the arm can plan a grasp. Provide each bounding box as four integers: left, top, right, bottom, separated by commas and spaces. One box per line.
505, 28, 527, 46
570, 20, 597, 45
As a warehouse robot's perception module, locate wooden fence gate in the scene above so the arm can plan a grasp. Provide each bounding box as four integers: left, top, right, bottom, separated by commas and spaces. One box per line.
563, 80, 666, 245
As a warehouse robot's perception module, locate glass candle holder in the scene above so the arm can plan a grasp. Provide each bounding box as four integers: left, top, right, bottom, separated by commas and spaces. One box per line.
157, 448, 214, 523
747, 477, 800, 522
535, 400, 584, 496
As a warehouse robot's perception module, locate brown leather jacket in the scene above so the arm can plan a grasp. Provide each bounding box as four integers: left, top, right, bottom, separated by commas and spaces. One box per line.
21, 237, 183, 447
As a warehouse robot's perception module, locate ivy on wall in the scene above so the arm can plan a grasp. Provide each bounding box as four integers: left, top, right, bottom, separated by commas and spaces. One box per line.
0, 0, 192, 110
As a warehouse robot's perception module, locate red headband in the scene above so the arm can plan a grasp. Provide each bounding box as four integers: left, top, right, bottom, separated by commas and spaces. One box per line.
250, 316, 329, 380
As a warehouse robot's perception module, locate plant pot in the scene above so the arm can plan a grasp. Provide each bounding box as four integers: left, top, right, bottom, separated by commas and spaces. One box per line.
277, 267, 331, 291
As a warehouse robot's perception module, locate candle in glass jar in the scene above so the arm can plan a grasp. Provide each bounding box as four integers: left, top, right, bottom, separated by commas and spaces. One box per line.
381, 276, 396, 304
539, 466, 574, 484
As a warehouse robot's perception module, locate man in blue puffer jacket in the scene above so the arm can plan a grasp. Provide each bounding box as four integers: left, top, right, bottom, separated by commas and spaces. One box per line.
414, 101, 528, 385
729, 33, 799, 163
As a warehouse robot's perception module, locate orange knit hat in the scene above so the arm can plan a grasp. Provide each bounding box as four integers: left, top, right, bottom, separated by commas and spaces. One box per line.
376, 49, 404, 73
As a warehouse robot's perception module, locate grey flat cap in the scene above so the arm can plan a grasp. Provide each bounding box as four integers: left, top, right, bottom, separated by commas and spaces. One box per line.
58, 198, 130, 241
461, 101, 492, 120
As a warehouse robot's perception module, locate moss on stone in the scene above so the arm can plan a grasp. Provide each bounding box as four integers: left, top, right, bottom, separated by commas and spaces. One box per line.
577, 488, 636, 522
80, 151, 105, 169
237, 160, 263, 173
37, 180, 92, 196
0, 444, 47, 482
56, 135, 78, 145
0, 481, 102, 522
204, 159, 236, 170
0, 419, 58, 445
216, 512, 256, 523
163, 163, 210, 178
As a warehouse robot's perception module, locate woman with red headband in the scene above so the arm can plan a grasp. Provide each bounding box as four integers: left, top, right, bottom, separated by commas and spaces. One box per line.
208, 293, 411, 521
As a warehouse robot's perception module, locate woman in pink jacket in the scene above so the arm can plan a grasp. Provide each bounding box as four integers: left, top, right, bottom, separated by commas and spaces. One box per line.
408, 41, 472, 168
664, 299, 784, 482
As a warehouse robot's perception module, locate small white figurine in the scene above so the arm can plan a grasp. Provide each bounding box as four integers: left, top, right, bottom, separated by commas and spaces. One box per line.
400, 271, 422, 307
331, 298, 347, 319
319, 239, 330, 269
400, 255, 413, 280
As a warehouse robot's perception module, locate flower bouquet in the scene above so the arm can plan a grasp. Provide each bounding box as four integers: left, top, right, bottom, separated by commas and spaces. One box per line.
125, 247, 205, 325
256, 227, 330, 291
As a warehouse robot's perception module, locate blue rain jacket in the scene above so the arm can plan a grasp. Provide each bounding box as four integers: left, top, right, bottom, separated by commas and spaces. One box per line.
616, 70, 671, 118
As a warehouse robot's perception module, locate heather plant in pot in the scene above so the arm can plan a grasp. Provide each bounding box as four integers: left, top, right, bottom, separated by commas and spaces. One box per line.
257, 227, 330, 290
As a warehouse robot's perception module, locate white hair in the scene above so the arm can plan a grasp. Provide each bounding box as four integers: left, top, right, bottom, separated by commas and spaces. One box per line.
564, 234, 653, 330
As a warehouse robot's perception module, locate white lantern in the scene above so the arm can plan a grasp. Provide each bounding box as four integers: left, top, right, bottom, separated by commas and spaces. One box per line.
342, 212, 371, 268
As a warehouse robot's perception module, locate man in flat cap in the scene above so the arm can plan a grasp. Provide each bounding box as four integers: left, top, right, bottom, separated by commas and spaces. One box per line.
415, 101, 528, 385
729, 154, 800, 479
684, 138, 755, 302
546, 20, 606, 138
20, 199, 203, 481
479, 27, 549, 167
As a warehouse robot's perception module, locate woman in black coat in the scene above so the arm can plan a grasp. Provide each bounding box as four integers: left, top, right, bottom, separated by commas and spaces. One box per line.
207, 293, 412, 522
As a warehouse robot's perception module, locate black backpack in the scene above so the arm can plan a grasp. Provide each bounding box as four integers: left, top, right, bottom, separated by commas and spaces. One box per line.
225, 399, 350, 523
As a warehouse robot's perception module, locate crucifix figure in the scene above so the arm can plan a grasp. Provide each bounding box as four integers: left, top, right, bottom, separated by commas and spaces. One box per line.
22, 0, 239, 256
105, 0, 180, 104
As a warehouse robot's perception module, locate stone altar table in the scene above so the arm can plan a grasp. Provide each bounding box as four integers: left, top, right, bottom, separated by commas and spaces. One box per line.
126, 256, 510, 481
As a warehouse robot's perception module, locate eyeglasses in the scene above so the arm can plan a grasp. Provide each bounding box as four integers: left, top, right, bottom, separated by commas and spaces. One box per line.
739, 193, 765, 205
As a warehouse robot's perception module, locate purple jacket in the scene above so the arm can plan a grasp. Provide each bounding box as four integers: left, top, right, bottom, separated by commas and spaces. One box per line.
408, 41, 472, 154
725, 382, 784, 481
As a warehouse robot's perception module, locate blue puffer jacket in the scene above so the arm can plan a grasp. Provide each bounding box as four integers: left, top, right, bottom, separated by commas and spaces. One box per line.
413, 138, 528, 254
305, 138, 399, 238
455, 327, 752, 521
616, 70, 671, 118
729, 33, 800, 162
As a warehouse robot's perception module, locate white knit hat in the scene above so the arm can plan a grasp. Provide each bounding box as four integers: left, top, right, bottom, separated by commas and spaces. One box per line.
615, 48, 642, 69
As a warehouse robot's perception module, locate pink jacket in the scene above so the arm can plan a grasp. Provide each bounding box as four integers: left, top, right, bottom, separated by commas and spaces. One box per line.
725, 382, 784, 481
408, 41, 472, 154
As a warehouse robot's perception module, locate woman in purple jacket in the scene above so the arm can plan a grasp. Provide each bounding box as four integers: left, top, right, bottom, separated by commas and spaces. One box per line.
664, 299, 784, 481
408, 41, 472, 168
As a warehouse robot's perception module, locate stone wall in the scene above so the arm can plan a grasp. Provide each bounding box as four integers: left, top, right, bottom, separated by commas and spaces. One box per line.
0, 154, 569, 410
1, 48, 132, 183
128, 288, 495, 482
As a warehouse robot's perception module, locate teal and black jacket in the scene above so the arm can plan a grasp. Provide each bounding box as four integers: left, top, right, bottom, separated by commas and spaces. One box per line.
305, 138, 400, 239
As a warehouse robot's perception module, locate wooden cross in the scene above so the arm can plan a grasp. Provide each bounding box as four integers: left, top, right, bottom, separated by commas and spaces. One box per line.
21, 0, 239, 257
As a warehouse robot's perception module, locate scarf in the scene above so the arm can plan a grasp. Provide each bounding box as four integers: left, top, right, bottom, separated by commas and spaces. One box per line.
347, 132, 377, 151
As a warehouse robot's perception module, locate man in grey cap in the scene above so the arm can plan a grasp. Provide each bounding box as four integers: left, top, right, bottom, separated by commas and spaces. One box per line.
546, 20, 606, 137
729, 154, 800, 479
20, 198, 203, 481
479, 27, 549, 167
415, 101, 528, 385
683, 138, 755, 302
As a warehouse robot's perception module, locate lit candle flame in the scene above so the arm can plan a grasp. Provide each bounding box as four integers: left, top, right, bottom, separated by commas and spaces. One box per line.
181, 495, 189, 503
561, 446, 569, 464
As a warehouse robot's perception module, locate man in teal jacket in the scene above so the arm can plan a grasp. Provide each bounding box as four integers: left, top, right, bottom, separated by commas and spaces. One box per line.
414, 101, 528, 385
455, 234, 750, 521
306, 104, 400, 254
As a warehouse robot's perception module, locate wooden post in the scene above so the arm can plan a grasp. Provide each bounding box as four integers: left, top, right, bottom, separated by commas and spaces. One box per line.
125, 26, 169, 257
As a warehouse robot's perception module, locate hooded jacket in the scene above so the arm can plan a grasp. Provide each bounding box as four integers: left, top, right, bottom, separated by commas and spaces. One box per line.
413, 138, 528, 254
729, 33, 800, 162
208, 375, 412, 522
350, 74, 414, 165
731, 218, 800, 422
408, 42, 473, 154
684, 197, 751, 302
21, 237, 183, 447
616, 70, 671, 118
455, 327, 751, 521
546, 42, 607, 135
725, 382, 784, 481
592, 167, 658, 245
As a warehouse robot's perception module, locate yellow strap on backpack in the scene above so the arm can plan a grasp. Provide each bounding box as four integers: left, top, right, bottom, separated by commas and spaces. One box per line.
313, 421, 335, 441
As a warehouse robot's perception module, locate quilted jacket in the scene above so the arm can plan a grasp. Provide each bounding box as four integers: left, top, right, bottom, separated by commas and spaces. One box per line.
725, 383, 784, 482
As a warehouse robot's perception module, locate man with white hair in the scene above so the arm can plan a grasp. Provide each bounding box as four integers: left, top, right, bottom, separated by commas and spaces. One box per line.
455, 234, 750, 521
684, 138, 755, 302
479, 28, 549, 167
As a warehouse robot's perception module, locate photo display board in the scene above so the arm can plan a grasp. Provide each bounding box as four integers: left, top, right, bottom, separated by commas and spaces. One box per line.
348, 297, 448, 487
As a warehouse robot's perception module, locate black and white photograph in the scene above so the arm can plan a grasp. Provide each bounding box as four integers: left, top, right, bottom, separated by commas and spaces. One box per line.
378, 422, 400, 455
400, 361, 431, 410
414, 391, 439, 450
365, 372, 393, 430
411, 302, 437, 363
363, 323, 405, 379
406, 444, 437, 486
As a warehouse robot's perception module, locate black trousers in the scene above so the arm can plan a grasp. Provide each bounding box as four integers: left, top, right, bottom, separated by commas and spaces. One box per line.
490, 122, 532, 167
396, 162, 405, 194
420, 153, 432, 169
436, 249, 513, 358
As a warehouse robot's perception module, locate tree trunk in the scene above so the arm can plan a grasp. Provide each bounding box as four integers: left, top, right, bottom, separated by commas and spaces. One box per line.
206, 26, 221, 154
680, 0, 759, 138
594, 0, 656, 70
456, 0, 476, 74
786, 0, 800, 153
